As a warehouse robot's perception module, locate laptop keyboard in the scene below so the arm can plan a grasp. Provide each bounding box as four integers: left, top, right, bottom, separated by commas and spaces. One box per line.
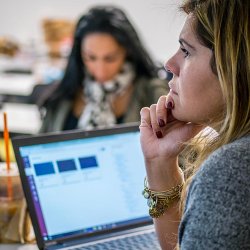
73, 231, 160, 250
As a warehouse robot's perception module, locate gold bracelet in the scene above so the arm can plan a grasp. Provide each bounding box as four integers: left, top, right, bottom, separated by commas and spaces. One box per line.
142, 177, 183, 218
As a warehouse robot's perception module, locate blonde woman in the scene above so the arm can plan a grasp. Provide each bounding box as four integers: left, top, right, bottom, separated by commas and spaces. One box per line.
140, 0, 250, 249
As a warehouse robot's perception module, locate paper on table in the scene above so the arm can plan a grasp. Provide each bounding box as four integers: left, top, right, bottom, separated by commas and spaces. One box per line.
0, 103, 41, 134
0, 73, 36, 96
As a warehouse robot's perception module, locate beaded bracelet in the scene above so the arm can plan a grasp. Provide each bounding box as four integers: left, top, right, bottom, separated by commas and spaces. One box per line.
142, 177, 183, 218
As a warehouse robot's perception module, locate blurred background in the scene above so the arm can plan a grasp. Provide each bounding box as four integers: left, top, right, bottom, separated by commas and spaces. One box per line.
0, 0, 184, 62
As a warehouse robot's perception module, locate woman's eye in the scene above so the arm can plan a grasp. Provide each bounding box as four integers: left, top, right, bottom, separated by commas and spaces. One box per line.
104, 57, 116, 63
180, 47, 190, 58
82, 54, 96, 62
86, 56, 96, 61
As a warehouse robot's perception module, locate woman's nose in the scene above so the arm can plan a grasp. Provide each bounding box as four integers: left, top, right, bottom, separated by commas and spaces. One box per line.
165, 54, 179, 77
94, 62, 108, 82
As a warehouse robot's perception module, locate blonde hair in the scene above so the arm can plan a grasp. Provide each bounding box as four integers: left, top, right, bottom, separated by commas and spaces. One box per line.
179, 0, 250, 212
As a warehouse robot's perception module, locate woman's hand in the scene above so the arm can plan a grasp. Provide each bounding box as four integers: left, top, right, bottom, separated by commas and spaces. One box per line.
139, 95, 203, 187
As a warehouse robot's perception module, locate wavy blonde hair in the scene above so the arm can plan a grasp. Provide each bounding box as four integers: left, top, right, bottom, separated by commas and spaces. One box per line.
179, 0, 250, 212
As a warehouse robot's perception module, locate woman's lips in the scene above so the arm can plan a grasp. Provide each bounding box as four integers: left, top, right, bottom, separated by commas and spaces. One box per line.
168, 80, 178, 95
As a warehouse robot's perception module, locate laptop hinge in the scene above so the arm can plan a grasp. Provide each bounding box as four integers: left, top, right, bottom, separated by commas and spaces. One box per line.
44, 225, 154, 250
44, 240, 59, 250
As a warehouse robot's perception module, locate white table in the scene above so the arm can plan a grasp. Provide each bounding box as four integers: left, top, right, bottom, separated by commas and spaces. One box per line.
0, 103, 41, 134
0, 74, 37, 96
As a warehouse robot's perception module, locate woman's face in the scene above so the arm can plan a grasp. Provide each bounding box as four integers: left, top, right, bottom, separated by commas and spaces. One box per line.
81, 33, 126, 83
165, 15, 224, 125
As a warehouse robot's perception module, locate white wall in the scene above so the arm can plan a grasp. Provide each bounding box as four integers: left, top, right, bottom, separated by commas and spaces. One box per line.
0, 0, 185, 63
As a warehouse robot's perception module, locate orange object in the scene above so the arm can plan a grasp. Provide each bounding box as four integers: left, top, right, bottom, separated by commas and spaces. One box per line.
3, 112, 12, 198
3, 112, 10, 171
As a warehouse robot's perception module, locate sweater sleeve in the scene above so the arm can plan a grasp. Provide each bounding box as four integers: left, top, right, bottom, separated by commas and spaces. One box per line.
178, 136, 250, 250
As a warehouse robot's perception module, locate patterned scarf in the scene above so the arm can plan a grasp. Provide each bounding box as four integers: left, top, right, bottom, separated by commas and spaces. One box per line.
77, 63, 135, 130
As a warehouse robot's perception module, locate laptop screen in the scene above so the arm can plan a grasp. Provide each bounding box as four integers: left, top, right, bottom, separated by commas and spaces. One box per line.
13, 125, 150, 244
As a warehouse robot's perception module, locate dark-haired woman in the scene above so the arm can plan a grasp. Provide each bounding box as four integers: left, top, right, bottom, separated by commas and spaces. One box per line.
39, 6, 168, 132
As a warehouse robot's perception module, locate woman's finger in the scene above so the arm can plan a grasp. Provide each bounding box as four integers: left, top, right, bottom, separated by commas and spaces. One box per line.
149, 104, 163, 139
165, 94, 176, 123
139, 107, 151, 128
156, 95, 168, 127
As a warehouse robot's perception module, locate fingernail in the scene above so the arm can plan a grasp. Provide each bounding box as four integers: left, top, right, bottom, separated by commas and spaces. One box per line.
156, 131, 163, 138
167, 101, 174, 109
158, 119, 165, 127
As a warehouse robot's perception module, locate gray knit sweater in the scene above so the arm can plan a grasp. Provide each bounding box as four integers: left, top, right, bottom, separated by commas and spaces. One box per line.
179, 135, 250, 249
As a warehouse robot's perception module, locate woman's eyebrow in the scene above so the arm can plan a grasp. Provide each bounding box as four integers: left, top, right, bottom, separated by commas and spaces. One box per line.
179, 38, 196, 51
82, 49, 121, 57
104, 51, 121, 57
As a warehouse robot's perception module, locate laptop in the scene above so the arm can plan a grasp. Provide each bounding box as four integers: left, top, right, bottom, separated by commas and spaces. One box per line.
12, 123, 160, 250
